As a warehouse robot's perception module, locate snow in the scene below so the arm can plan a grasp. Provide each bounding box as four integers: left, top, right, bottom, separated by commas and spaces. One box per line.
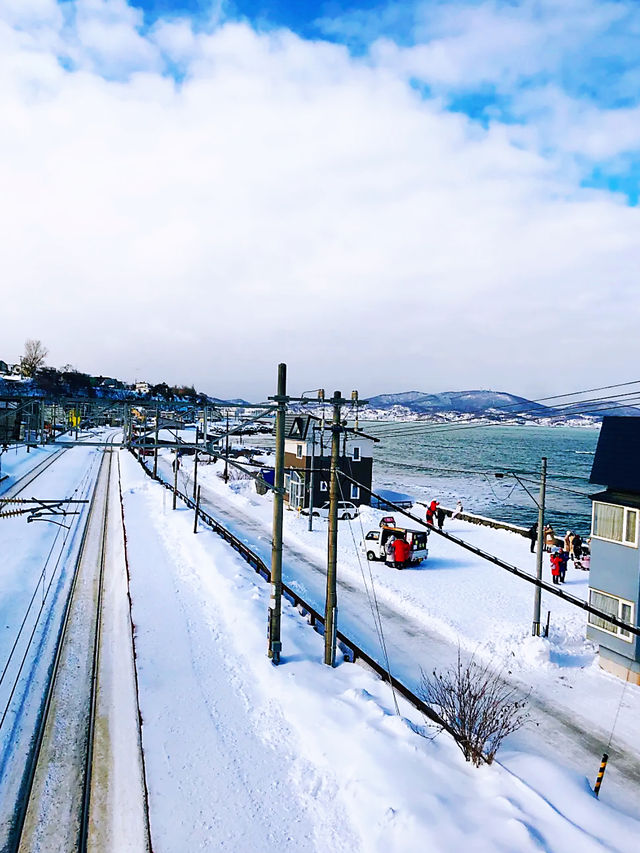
151, 441, 640, 815
2, 440, 639, 850
118, 451, 640, 851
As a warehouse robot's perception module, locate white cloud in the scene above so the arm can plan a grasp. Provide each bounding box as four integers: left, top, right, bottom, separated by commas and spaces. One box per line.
0, 3, 638, 399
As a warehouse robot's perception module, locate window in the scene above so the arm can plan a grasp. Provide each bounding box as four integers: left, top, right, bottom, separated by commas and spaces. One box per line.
592, 502, 638, 546
296, 444, 303, 459
588, 589, 634, 642
320, 481, 328, 492
365, 531, 380, 541
350, 484, 360, 500
352, 446, 361, 461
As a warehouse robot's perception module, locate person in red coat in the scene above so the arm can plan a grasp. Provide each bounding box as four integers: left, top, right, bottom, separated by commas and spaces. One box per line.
393, 537, 411, 569
426, 500, 438, 526
550, 548, 562, 585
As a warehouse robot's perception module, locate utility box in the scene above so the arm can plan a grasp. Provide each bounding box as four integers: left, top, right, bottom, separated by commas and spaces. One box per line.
588, 416, 640, 684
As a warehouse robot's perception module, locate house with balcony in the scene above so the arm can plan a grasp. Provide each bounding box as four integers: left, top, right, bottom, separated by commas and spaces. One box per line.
588, 416, 640, 683
283, 414, 378, 511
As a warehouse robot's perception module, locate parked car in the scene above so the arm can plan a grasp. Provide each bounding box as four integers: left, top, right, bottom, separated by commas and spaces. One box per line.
315, 501, 358, 520
361, 526, 429, 566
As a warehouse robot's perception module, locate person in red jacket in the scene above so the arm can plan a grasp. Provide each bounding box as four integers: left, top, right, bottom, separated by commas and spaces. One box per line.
393, 536, 411, 569
426, 500, 438, 526
550, 548, 562, 585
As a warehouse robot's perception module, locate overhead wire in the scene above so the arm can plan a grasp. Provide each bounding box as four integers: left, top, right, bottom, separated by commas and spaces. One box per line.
362, 392, 640, 441
360, 380, 640, 437
336, 474, 401, 716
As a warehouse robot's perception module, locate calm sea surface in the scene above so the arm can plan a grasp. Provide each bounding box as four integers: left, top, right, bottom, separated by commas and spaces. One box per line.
364, 422, 602, 536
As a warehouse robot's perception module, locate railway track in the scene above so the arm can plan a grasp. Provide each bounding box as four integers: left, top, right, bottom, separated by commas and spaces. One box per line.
0, 446, 70, 500
2, 445, 149, 852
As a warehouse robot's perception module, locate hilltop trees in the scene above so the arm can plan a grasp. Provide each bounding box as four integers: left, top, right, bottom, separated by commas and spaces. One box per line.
21, 339, 48, 377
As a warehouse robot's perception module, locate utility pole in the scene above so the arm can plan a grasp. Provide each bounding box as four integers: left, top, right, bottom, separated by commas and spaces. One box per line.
153, 406, 159, 478
532, 456, 547, 636
224, 410, 229, 483
193, 448, 199, 500
268, 363, 287, 664
324, 391, 343, 667
308, 425, 317, 532
193, 485, 200, 533
173, 450, 178, 510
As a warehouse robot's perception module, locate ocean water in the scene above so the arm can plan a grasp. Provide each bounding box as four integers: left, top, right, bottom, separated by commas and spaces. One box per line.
366, 423, 601, 537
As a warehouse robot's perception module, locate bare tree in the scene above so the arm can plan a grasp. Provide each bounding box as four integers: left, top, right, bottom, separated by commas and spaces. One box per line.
419, 650, 529, 766
21, 339, 48, 377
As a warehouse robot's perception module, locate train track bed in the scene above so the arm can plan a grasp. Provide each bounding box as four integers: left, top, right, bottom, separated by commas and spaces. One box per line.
6, 449, 149, 852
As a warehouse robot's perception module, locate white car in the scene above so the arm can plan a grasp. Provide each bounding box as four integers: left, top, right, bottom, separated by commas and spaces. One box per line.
314, 501, 358, 520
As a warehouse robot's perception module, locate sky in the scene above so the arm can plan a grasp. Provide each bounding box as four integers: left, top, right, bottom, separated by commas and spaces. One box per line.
0, 1, 639, 401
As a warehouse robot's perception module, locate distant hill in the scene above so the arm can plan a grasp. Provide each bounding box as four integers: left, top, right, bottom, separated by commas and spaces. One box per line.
366, 389, 640, 421
367, 390, 547, 415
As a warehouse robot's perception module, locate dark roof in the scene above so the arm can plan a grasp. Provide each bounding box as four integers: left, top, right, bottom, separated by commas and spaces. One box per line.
284, 413, 379, 442
590, 416, 640, 492
589, 490, 640, 510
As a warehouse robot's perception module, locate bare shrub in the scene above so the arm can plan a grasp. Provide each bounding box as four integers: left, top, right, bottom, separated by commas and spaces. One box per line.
419, 650, 529, 766
218, 467, 249, 482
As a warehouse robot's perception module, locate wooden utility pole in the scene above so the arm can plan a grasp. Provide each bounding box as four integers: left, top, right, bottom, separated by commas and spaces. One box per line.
153, 406, 159, 478
193, 485, 201, 533
324, 391, 343, 667
224, 410, 229, 483
193, 448, 199, 500
268, 363, 287, 663
532, 457, 547, 636
308, 425, 317, 532
173, 451, 178, 510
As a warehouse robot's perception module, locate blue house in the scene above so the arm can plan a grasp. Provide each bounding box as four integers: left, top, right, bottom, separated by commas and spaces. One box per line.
588, 416, 640, 684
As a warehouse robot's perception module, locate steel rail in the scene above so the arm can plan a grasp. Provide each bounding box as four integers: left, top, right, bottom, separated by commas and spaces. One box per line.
80, 449, 112, 853
8, 444, 116, 852
0, 446, 69, 500
8, 451, 108, 851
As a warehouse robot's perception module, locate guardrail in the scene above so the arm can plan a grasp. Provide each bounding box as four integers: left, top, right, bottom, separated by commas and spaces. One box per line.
134, 453, 454, 736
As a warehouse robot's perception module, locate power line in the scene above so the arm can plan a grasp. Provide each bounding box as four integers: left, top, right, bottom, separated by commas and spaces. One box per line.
361, 393, 640, 441
361, 380, 640, 436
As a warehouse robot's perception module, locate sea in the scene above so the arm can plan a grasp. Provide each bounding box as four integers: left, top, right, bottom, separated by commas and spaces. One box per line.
364, 422, 601, 537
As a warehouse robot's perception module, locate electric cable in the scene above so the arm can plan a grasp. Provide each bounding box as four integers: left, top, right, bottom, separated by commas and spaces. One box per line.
337, 475, 401, 716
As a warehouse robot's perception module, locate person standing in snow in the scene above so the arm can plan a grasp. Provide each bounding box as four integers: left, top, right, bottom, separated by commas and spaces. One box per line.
564, 530, 574, 556
550, 548, 562, 585
393, 535, 411, 569
544, 524, 556, 551
572, 533, 583, 561
528, 521, 538, 553
426, 500, 438, 526
436, 506, 446, 530
385, 535, 396, 568
452, 500, 463, 518
559, 549, 569, 583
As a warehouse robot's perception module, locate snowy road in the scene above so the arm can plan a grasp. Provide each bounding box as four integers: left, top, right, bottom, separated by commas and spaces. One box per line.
154, 452, 640, 818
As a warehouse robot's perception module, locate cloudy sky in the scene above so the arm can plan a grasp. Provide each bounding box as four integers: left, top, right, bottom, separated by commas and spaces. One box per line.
1, 0, 638, 401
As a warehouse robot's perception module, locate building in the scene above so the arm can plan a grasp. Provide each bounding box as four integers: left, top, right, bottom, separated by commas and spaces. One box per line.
588, 416, 640, 684
135, 381, 151, 395
283, 414, 378, 510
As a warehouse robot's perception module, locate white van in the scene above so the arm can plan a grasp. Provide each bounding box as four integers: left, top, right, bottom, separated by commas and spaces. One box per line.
315, 501, 358, 520
361, 526, 429, 565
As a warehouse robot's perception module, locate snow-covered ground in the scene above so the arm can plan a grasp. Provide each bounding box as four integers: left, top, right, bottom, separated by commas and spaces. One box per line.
2, 439, 639, 850
150, 440, 640, 815
120, 450, 640, 851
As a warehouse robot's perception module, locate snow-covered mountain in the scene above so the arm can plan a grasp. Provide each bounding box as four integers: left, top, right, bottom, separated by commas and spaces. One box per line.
367, 390, 546, 415
362, 389, 640, 424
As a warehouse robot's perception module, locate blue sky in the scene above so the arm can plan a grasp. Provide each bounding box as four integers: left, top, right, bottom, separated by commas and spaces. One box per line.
121, 0, 640, 204
2, 0, 639, 395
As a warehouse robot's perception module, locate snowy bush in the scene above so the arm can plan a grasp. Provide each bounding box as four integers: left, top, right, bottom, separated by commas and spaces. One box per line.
419, 650, 529, 766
